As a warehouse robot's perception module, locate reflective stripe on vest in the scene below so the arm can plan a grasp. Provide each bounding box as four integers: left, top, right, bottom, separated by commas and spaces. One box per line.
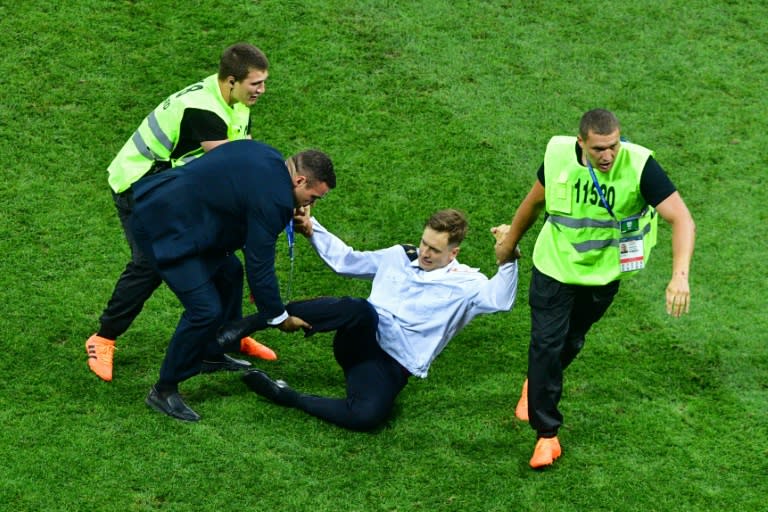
129, 110, 176, 160
146, 110, 174, 152
130, 130, 158, 161
567, 221, 652, 252
546, 206, 652, 252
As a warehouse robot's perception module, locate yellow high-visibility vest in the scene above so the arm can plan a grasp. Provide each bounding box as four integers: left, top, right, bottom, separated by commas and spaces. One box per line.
533, 136, 658, 285
107, 74, 250, 193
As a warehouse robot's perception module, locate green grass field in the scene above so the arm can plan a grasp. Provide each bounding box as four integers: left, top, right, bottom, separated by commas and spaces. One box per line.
1, 0, 766, 510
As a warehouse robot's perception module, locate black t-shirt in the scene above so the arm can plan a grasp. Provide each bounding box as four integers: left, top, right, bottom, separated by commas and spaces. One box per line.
536, 142, 676, 207
145, 108, 253, 176
169, 108, 252, 160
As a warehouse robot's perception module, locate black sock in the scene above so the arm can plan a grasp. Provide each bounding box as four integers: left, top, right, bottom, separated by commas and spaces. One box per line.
155, 382, 178, 395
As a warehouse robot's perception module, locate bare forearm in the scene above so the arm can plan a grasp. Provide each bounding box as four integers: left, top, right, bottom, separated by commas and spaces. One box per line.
670, 214, 696, 278
504, 209, 537, 249
656, 192, 696, 317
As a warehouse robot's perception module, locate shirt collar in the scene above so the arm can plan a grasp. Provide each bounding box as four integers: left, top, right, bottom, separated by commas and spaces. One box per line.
409, 256, 459, 275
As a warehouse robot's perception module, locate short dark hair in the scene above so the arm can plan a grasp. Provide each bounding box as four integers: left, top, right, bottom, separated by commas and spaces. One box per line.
425, 209, 468, 247
579, 109, 620, 139
219, 43, 269, 82
293, 150, 336, 189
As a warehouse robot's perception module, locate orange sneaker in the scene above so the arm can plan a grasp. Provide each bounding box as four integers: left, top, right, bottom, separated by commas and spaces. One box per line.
240, 337, 277, 361
530, 436, 561, 469
86, 334, 115, 382
515, 379, 529, 422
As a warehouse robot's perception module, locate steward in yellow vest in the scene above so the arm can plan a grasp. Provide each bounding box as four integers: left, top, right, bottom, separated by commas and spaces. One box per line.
494, 109, 695, 469
86, 43, 274, 383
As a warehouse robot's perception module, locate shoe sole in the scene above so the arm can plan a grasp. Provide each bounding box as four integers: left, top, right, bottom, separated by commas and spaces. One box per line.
515, 380, 528, 421
530, 453, 561, 469
243, 371, 297, 407
244, 350, 277, 361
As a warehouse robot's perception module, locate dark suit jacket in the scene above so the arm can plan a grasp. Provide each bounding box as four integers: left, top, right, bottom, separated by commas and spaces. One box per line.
131, 139, 292, 325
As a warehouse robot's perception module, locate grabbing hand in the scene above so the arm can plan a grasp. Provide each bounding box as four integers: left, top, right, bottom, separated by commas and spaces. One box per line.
277, 315, 312, 332
293, 206, 313, 237
491, 224, 510, 244
491, 224, 521, 263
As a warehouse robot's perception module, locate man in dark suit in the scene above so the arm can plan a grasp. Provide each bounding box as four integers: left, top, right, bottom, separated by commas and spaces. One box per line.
129, 139, 336, 421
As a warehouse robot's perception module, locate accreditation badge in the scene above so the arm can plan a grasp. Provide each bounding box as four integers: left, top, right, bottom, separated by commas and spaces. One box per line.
619, 217, 639, 234
619, 235, 644, 272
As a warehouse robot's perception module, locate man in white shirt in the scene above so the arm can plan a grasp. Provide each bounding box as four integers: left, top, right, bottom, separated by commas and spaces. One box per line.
235, 208, 519, 431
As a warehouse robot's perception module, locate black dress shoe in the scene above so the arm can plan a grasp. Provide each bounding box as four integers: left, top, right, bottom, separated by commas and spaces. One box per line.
242, 370, 299, 407
145, 386, 201, 422
200, 354, 252, 374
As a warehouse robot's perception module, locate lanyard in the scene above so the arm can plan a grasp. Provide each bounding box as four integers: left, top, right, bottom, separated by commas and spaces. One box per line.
286, 219, 295, 261
586, 159, 617, 220
284, 219, 295, 300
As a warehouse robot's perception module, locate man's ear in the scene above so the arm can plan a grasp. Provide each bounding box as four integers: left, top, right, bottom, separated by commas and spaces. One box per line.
450, 246, 460, 261
292, 175, 307, 187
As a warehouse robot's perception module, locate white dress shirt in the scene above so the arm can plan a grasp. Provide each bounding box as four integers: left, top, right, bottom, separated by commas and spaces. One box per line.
308, 218, 519, 378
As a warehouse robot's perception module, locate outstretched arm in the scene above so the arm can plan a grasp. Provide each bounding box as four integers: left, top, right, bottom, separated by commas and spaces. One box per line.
292, 212, 384, 278
495, 180, 546, 264
654, 191, 696, 317
471, 229, 520, 314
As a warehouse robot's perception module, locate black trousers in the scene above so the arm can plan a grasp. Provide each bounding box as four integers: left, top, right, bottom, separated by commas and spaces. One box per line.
527, 266, 620, 437
285, 297, 410, 432
98, 190, 162, 340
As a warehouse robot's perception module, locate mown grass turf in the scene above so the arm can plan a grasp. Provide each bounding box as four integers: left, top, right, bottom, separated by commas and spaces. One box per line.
0, 1, 766, 510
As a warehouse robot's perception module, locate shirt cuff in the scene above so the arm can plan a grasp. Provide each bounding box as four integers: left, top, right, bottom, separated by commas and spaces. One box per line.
267, 311, 289, 326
